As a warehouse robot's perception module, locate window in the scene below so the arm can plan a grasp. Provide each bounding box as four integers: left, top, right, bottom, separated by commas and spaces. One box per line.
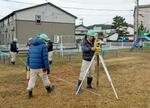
35, 15, 41, 24
2, 21, 4, 27
4, 20, 7, 27
10, 16, 14, 25
7, 18, 10, 26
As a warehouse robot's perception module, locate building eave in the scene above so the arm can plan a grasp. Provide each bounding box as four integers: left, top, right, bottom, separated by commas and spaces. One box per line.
0, 2, 77, 22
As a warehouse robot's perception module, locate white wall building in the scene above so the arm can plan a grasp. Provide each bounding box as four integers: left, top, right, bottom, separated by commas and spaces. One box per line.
0, 2, 77, 46
75, 24, 88, 42
134, 4, 150, 33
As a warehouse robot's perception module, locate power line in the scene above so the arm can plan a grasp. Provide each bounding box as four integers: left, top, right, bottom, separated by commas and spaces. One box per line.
1, 0, 133, 12
75, 13, 133, 16
62, 7, 133, 12
57, 0, 135, 5
1, 0, 35, 5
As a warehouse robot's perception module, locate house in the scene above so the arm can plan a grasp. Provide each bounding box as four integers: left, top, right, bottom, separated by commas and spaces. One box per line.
134, 4, 150, 34
126, 24, 134, 41
88, 24, 115, 38
75, 24, 88, 43
0, 2, 77, 46
127, 24, 134, 35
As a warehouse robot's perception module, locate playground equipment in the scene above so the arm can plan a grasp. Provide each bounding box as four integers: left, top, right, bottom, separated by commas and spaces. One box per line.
130, 36, 142, 49
76, 39, 119, 99
144, 42, 150, 47
130, 36, 150, 49
129, 21, 150, 51
144, 36, 150, 41
130, 31, 150, 51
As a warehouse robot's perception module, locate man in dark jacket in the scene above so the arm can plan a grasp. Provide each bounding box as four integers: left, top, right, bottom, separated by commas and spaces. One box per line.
76, 30, 97, 92
46, 40, 53, 65
10, 38, 18, 65
27, 34, 54, 99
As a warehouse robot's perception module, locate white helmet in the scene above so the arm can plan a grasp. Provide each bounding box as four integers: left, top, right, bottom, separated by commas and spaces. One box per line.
28, 37, 33, 41
13, 38, 18, 42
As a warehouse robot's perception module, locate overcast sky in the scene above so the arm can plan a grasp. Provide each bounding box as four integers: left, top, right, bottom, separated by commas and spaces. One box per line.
0, 0, 150, 26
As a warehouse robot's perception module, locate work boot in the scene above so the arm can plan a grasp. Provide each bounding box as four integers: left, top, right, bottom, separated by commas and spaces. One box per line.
28, 90, 32, 99
45, 85, 55, 93
87, 77, 93, 89
76, 80, 82, 93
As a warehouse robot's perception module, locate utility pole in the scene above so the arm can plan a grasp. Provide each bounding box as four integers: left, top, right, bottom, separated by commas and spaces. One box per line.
79, 18, 83, 25
136, 0, 139, 36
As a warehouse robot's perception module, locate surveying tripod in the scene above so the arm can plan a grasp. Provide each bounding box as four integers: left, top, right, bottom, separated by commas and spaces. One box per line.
76, 39, 119, 99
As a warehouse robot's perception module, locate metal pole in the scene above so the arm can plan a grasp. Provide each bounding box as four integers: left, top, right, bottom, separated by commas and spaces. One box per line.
60, 35, 63, 57
136, 0, 139, 36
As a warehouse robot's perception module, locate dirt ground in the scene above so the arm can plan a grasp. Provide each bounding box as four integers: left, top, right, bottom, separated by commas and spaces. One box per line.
0, 49, 150, 108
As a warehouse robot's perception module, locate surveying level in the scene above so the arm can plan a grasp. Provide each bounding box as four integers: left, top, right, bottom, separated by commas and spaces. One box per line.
94, 39, 101, 48
94, 39, 102, 56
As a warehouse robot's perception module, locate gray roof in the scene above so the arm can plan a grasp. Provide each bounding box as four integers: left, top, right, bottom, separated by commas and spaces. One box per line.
0, 2, 77, 21
88, 24, 133, 30
88, 24, 114, 29
75, 24, 88, 29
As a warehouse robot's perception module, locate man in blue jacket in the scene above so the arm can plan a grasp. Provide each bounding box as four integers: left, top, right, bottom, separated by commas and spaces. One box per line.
27, 34, 54, 99
76, 30, 97, 92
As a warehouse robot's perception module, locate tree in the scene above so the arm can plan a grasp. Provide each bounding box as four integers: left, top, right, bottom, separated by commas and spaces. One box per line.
112, 16, 128, 29
112, 16, 128, 36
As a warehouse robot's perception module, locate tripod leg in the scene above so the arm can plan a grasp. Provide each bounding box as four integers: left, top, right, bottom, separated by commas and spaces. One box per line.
99, 55, 119, 99
76, 55, 96, 95
96, 55, 100, 87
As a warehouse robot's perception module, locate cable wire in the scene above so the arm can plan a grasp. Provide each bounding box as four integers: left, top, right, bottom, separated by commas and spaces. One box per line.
1, 0, 133, 12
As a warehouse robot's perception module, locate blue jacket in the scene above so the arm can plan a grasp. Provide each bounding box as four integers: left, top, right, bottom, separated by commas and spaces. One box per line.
81, 38, 94, 61
27, 38, 49, 69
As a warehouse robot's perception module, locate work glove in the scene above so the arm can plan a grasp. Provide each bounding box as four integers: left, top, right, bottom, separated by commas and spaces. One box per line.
42, 68, 50, 74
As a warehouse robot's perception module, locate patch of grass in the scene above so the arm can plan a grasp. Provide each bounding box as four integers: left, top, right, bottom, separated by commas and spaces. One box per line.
0, 50, 150, 108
